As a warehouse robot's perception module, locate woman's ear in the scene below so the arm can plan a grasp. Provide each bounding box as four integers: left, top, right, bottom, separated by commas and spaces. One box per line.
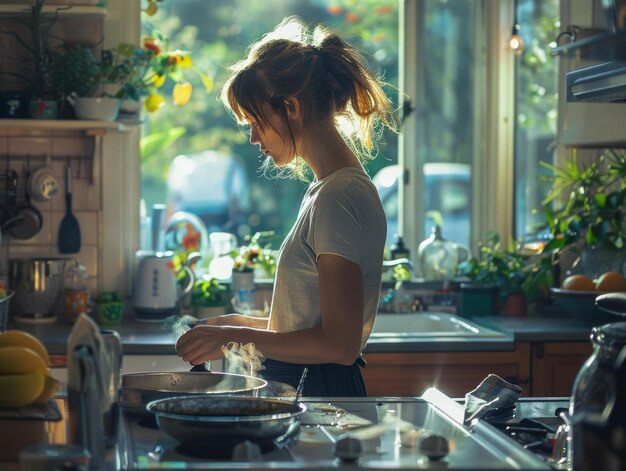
284, 98, 302, 120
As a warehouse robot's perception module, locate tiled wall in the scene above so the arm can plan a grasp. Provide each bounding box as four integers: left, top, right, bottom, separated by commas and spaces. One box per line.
0, 131, 102, 295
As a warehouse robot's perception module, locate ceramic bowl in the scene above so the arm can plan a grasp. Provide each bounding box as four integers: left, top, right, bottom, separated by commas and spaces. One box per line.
71, 97, 120, 121
550, 288, 619, 326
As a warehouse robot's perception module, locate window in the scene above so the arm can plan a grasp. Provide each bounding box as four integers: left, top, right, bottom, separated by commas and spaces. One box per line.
136, 1, 551, 274
140, 0, 399, 256
513, 0, 560, 241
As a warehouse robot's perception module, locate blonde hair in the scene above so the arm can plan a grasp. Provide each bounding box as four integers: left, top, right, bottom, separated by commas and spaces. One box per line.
220, 16, 398, 179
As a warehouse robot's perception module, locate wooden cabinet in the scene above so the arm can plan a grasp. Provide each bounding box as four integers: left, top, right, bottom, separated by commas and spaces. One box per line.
362, 344, 531, 398
529, 341, 592, 397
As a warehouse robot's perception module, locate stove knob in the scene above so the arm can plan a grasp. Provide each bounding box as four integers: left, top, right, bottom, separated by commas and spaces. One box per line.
334, 436, 362, 462
418, 433, 449, 460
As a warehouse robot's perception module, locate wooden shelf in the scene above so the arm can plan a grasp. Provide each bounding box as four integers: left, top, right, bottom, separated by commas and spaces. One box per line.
0, 118, 134, 133
0, 4, 107, 18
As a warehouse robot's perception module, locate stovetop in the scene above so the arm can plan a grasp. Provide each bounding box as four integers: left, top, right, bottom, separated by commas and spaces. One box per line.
117, 393, 564, 470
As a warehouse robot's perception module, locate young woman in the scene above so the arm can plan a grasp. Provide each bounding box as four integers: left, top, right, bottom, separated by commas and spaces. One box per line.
176, 17, 397, 396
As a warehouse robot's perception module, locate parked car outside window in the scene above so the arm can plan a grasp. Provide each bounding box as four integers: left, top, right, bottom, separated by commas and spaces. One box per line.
372, 163, 471, 247
167, 150, 251, 235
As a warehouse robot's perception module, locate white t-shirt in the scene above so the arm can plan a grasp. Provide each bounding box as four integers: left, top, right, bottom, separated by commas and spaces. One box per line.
268, 167, 387, 351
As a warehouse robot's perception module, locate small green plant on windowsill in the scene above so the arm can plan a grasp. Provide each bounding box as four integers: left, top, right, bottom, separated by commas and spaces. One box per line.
230, 231, 277, 278
457, 231, 554, 306
190, 276, 229, 309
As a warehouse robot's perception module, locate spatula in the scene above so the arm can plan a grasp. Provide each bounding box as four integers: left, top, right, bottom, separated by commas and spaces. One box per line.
58, 162, 81, 253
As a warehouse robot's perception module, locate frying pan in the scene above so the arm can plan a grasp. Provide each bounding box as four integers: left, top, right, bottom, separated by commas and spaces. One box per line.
5, 169, 43, 240
146, 395, 306, 448
120, 371, 268, 416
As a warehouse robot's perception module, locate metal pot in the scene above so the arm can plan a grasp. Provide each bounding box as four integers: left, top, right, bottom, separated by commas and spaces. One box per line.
9, 258, 68, 322
146, 396, 306, 448
120, 371, 267, 416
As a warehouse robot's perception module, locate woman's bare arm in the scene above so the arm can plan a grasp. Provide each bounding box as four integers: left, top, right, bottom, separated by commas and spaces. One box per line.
176, 254, 364, 366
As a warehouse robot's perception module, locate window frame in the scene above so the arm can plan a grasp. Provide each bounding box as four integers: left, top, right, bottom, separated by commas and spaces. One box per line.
101, 0, 518, 293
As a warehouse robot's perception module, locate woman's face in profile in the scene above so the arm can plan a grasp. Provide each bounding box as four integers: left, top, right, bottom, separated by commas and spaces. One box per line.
246, 103, 299, 167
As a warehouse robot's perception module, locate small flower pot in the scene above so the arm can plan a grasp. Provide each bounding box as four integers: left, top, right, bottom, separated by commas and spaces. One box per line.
503, 292, 526, 318
29, 99, 58, 119
458, 284, 499, 318
68, 96, 120, 121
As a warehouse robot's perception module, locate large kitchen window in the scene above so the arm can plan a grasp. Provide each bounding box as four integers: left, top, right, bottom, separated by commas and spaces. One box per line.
138, 1, 554, 270
139, 0, 399, 255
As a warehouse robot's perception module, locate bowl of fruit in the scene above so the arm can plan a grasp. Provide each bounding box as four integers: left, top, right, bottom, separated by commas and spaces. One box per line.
550, 272, 626, 326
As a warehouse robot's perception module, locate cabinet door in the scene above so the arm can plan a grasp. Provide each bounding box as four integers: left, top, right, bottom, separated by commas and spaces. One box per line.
531, 342, 592, 397
362, 344, 531, 398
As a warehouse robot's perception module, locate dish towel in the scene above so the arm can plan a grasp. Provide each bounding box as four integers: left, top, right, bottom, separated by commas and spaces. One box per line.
463, 374, 523, 425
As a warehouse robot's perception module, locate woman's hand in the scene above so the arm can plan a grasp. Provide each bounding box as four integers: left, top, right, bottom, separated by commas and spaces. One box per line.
176, 325, 227, 365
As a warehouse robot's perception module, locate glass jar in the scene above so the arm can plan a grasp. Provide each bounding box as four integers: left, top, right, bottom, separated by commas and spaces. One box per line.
63, 260, 90, 323
417, 226, 457, 281
569, 322, 626, 470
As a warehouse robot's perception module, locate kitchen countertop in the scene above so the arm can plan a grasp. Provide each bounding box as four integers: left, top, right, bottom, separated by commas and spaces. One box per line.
7, 311, 595, 356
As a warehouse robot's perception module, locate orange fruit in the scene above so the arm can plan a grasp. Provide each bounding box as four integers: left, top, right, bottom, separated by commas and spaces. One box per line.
595, 272, 626, 292
561, 274, 596, 291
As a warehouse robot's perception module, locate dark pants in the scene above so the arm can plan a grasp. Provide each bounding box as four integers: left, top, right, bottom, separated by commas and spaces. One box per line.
260, 357, 367, 397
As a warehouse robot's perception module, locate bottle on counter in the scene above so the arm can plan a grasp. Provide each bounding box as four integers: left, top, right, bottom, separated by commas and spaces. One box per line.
390, 234, 410, 260
63, 260, 90, 323
417, 226, 458, 281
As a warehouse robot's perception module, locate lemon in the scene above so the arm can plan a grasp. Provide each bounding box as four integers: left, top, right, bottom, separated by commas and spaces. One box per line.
0, 330, 50, 366
145, 94, 164, 112
0, 373, 45, 408
30, 374, 60, 405
0, 346, 48, 375
143, 1, 158, 16
173, 82, 192, 106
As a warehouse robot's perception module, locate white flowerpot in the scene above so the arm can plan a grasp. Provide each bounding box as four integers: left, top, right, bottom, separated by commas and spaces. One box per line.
68, 96, 120, 121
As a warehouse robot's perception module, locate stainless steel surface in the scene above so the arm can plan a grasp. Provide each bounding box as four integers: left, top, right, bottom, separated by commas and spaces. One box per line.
371, 312, 507, 338
147, 396, 307, 447
8, 257, 67, 321
120, 371, 268, 415
119, 394, 554, 469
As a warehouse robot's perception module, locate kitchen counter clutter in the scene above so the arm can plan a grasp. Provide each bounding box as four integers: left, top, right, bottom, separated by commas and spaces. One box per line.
6, 311, 593, 356
0, 392, 570, 470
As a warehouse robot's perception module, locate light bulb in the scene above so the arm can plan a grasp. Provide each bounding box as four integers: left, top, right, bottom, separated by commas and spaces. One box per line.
509, 23, 525, 55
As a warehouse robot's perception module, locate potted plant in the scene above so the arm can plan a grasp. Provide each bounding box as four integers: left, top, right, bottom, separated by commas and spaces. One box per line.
0, 0, 62, 118
52, 44, 122, 120
457, 232, 554, 317
189, 276, 229, 318
108, 33, 212, 119
540, 149, 626, 279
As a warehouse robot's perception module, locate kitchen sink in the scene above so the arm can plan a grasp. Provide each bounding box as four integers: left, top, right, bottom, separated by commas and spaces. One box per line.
370, 312, 505, 338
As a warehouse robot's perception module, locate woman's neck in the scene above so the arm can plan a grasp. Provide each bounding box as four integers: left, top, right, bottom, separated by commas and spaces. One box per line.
300, 124, 362, 179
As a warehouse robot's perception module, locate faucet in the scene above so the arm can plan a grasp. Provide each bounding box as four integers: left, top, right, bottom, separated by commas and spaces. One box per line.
382, 258, 414, 272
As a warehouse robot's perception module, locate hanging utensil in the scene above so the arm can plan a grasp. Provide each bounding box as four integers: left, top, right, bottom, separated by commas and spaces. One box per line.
9, 166, 43, 240
58, 161, 81, 254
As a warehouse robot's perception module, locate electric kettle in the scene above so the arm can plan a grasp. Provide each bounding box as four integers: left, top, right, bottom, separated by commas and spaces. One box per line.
132, 250, 198, 322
